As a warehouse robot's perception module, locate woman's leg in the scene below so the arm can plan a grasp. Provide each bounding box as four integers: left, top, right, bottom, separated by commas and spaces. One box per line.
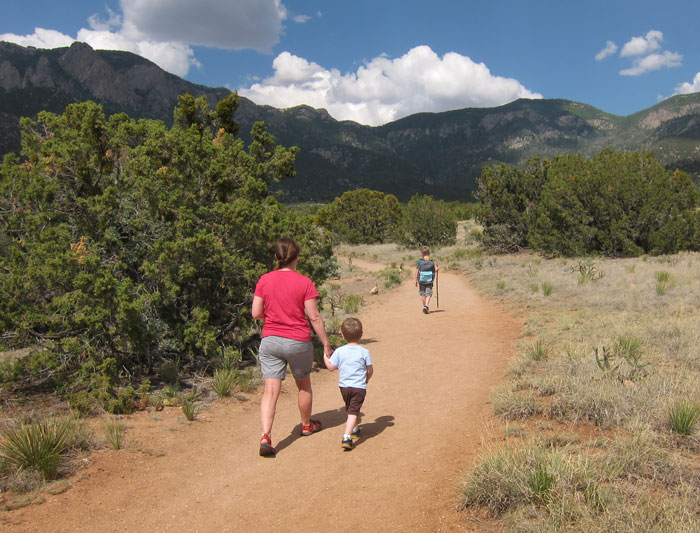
295, 375, 313, 426
260, 378, 282, 438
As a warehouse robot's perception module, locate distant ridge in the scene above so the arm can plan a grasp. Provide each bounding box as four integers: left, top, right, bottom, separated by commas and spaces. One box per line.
1, 41, 699, 201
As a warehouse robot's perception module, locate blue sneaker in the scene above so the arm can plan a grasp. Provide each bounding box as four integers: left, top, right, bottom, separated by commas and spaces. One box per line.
341, 436, 354, 450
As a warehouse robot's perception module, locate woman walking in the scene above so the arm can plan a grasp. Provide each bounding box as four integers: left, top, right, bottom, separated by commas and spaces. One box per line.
252, 237, 333, 456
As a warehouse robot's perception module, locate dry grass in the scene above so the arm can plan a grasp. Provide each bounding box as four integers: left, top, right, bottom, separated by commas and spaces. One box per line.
439, 223, 700, 531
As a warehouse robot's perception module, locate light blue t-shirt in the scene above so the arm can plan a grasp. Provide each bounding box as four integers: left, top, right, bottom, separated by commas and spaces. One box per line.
329, 344, 372, 389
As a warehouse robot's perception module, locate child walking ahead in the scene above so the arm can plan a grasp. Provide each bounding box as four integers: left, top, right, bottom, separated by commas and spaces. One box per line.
415, 246, 439, 314
324, 318, 373, 451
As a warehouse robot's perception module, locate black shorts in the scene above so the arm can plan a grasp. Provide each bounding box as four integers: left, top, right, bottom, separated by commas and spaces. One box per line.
340, 387, 366, 416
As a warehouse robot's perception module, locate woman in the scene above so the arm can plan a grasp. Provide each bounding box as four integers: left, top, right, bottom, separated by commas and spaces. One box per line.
252, 237, 333, 456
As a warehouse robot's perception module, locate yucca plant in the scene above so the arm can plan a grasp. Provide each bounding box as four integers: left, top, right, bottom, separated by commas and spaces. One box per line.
217, 348, 242, 371
213, 368, 237, 397
0, 418, 73, 480
574, 258, 604, 284
181, 398, 201, 421
180, 386, 203, 421
669, 400, 700, 436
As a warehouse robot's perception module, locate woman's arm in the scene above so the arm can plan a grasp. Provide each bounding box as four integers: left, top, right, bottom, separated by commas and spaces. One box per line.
304, 297, 332, 356
252, 295, 265, 320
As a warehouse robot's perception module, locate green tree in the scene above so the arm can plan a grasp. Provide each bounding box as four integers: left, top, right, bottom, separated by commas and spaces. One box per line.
475, 158, 548, 250
395, 194, 457, 247
529, 150, 699, 256
316, 188, 402, 244
0, 95, 334, 399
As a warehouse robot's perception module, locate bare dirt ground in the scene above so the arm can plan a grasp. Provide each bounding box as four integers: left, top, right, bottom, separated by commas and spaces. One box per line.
2, 259, 521, 532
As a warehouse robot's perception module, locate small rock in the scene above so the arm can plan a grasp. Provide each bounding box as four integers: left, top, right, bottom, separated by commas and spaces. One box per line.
370, 286, 379, 295
622, 379, 636, 389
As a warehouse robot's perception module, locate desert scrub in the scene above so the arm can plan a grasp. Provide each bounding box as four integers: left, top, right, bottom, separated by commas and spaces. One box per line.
160, 383, 181, 406
0, 418, 74, 480
342, 293, 363, 314
379, 262, 404, 288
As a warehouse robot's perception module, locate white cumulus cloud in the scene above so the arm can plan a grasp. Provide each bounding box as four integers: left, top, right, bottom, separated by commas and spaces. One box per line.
620, 30, 664, 57
674, 73, 700, 95
239, 46, 542, 126
0, 0, 288, 77
595, 41, 618, 61
119, 0, 286, 52
620, 51, 683, 76
0, 27, 74, 48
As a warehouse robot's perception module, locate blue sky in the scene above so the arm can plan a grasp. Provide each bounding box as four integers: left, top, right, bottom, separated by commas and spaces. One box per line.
2, 0, 699, 126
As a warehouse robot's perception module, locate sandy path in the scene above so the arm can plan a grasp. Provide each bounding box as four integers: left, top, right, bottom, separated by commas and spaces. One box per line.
3, 266, 521, 532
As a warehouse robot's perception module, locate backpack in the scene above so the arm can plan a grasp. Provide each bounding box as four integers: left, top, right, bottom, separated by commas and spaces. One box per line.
418, 258, 435, 284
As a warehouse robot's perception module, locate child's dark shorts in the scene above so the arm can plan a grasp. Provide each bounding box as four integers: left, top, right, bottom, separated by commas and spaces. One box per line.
340, 387, 366, 416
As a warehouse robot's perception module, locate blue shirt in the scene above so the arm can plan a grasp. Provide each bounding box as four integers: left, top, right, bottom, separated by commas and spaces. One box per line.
329, 344, 372, 389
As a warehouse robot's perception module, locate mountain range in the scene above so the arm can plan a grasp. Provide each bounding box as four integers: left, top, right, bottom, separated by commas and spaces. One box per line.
2, 41, 699, 202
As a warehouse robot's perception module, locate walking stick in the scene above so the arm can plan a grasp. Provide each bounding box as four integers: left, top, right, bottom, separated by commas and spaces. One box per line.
435, 270, 439, 308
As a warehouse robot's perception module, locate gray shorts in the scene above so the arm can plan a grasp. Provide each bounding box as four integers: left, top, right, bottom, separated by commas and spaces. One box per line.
418, 283, 433, 296
258, 336, 313, 380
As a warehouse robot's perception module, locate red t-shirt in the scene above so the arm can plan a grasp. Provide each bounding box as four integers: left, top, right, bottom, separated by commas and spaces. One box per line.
254, 270, 319, 342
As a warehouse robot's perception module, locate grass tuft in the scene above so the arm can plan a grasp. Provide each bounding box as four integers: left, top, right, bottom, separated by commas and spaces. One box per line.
541, 281, 554, 296
669, 400, 700, 436
103, 419, 127, 450
527, 338, 549, 361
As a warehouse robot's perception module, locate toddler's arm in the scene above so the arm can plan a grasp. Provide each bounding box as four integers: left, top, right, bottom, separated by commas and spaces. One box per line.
324, 354, 337, 371
366, 364, 373, 383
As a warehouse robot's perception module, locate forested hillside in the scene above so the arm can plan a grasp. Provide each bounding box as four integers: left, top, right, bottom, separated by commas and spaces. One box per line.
2, 41, 700, 201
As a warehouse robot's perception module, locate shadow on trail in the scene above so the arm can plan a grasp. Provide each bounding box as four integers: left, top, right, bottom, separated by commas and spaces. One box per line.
274, 407, 348, 453
427, 309, 445, 314
359, 337, 379, 345
352, 415, 395, 449
273, 411, 395, 453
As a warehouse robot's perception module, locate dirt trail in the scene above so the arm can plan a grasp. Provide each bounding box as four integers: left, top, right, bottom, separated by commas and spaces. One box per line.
3, 263, 521, 532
